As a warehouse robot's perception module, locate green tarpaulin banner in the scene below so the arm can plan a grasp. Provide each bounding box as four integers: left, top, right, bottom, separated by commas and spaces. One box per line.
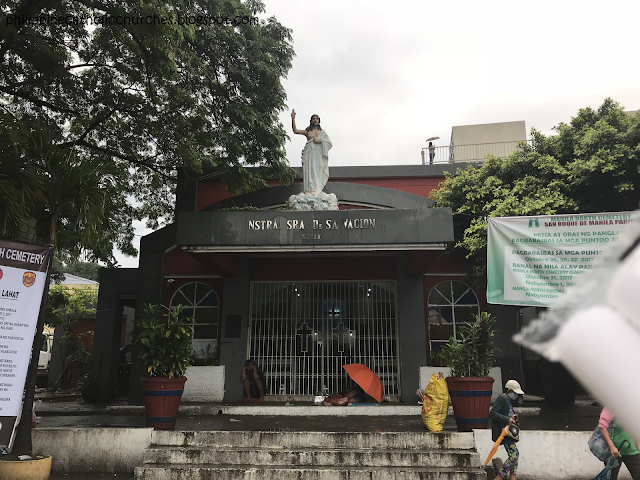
487, 212, 638, 306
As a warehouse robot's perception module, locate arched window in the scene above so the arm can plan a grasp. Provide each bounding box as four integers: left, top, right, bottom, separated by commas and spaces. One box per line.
170, 282, 219, 359
427, 280, 479, 359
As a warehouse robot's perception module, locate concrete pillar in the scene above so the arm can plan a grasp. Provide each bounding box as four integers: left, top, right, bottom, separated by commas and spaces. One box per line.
487, 304, 524, 388
129, 226, 175, 403
219, 258, 250, 402
93, 269, 137, 401
396, 253, 427, 402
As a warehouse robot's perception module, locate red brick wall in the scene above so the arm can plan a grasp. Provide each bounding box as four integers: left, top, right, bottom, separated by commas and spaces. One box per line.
195, 176, 445, 211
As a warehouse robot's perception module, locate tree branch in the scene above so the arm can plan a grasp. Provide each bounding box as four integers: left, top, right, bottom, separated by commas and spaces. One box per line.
68, 63, 95, 69
125, 28, 156, 101
0, 86, 79, 115
75, 107, 117, 143
57, 140, 176, 180
67, 62, 118, 71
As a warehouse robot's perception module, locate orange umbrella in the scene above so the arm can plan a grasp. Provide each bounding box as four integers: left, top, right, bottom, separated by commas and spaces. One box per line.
484, 427, 509, 467
342, 363, 383, 403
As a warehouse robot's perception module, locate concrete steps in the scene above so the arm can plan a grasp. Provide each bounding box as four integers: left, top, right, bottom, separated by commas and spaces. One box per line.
135, 430, 487, 480
135, 464, 487, 480
147, 430, 477, 449
144, 445, 479, 468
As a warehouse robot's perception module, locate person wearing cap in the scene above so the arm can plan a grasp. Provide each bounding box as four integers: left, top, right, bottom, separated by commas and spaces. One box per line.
489, 379, 524, 480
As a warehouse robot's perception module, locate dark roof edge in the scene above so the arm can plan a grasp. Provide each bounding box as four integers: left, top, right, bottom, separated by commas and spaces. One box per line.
185, 163, 482, 182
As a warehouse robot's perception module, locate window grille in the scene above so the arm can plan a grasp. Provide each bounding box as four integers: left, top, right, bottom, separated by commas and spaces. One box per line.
170, 282, 219, 358
427, 280, 479, 359
249, 281, 399, 399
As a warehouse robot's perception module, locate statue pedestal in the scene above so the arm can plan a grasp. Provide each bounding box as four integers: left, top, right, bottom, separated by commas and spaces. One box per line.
287, 192, 338, 211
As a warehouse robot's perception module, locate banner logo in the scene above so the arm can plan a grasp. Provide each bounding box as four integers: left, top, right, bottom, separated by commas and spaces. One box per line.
22, 272, 36, 287
528, 219, 539, 228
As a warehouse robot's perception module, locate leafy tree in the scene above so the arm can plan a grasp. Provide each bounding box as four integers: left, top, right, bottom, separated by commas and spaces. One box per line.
46, 285, 98, 387
52, 253, 101, 282
1, 0, 296, 260
431, 99, 640, 286
0, 119, 40, 238
3, 0, 298, 452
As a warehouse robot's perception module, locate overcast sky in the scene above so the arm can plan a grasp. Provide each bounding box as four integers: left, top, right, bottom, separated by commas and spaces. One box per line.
113, 0, 640, 268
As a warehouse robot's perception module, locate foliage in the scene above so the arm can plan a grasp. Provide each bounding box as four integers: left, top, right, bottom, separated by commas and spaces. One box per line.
193, 344, 219, 366
78, 371, 98, 390
52, 253, 101, 282
219, 205, 261, 212
131, 304, 194, 378
46, 286, 98, 329
0, 135, 40, 238
0, 111, 137, 264
431, 99, 640, 285
63, 330, 94, 376
438, 312, 496, 378
45, 285, 97, 387
0, 0, 296, 260
78, 372, 100, 403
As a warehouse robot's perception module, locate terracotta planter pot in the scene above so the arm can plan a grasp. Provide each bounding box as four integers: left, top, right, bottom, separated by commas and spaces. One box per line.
0, 455, 51, 480
141, 377, 187, 430
446, 376, 494, 432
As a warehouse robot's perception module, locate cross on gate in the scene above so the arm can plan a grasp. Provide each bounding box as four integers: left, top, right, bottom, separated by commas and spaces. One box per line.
333, 321, 351, 353
327, 307, 340, 318
296, 322, 313, 353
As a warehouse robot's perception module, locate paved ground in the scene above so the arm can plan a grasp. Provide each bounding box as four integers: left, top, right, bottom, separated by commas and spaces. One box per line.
35, 393, 602, 479
50, 474, 134, 480
33, 394, 603, 432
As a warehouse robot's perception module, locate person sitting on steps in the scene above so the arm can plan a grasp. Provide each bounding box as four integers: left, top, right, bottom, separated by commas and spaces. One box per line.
241, 359, 265, 403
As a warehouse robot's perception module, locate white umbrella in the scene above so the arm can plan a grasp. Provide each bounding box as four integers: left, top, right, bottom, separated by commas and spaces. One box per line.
426, 136, 440, 142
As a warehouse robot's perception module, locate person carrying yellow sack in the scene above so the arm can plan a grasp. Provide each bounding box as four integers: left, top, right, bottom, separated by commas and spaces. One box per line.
421, 373, 448, 432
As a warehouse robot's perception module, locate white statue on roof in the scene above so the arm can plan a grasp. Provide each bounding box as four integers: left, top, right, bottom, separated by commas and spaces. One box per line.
288, 110, 338, 211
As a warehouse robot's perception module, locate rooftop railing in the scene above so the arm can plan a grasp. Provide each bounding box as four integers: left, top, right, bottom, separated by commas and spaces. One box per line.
421, 140, 532, 165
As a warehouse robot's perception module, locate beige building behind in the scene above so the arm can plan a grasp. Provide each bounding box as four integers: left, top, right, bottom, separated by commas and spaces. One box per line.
450, 120, 527, 163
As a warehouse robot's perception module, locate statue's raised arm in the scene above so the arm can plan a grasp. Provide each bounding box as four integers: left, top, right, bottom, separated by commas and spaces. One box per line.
291, 110, 307, 136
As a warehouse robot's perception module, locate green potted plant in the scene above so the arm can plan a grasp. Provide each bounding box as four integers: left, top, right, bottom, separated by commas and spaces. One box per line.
79, 372, 100, 404
438, 311, 497, 432
130, 304, 194, 430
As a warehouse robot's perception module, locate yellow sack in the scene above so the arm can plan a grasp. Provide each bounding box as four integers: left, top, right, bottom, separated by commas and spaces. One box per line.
421, 373, 448, 432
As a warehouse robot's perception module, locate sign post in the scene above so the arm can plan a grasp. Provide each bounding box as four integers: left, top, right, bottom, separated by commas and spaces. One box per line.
0, 239, 52, 452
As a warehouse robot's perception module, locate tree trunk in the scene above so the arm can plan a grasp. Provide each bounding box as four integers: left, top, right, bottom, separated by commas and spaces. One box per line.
49, 216, 57, 247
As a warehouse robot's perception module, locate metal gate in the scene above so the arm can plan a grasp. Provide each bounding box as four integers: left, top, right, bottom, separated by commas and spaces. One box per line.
249, 281, 400, 399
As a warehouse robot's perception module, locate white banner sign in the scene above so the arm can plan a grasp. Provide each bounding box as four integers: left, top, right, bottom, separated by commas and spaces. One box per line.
0, 240, 51, 448
487, 212, 639, 306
